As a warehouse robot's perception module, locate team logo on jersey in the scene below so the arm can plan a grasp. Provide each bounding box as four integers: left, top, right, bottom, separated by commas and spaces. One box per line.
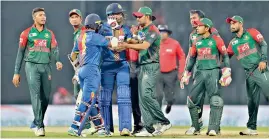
29, 33, 37, 37
208, 41, 213, 46
150, 33, 156, 38
192, 35, 197, 40
44, 33, 49, 38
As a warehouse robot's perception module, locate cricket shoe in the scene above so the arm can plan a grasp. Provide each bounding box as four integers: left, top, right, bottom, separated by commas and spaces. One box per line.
81, 127, 98, 135
207, 130, 217, 136
131, 126, 143, 135
30, 122, 37, 131
239, 128, 258, 135
120, 128, 131, 136
34, 128, 45, 137
67, 127, 86, 137
134, 128, 153, 137
185, 127, 202, 135
152, 123, 172, 136
96, 129, 106, 137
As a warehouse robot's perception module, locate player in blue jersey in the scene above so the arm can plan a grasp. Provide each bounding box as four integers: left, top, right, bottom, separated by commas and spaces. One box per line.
98, 3, 132, 136
67, 13, 117, 137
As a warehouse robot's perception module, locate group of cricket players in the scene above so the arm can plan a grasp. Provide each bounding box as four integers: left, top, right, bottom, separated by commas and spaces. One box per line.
12, 2, 269, 138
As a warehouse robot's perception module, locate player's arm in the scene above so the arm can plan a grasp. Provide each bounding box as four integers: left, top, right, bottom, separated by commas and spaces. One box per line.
124, 31, 158, 50
14, 31, 28, 75
71, 39, 79, 61
49, 30, 61, 64
248, 28, 268, 63
227, 40, 235, 59
215, 36, 230, 68
186, 44, 197, 72
175, 41, 186, 79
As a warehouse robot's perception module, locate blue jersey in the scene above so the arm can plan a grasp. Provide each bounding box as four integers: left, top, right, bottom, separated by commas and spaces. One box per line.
99, 23, 132, 62
73, 30, 109, 66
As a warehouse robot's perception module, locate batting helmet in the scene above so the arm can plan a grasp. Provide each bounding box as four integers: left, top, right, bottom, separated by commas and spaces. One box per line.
106, 3, 125, 15
84, 13, 102, 30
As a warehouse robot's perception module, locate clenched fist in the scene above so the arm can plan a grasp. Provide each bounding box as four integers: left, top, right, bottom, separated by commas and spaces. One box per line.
12, 74, 20, 87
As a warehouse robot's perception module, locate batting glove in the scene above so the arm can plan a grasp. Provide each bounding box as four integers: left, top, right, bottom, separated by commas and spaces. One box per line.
107, 16, 120, 30
180, 71, 192, 89
219, 67, 232, 86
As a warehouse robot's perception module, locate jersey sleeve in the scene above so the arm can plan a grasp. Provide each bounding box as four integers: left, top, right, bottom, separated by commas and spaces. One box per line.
49, 30, 60, 63
186, 43, 197, 72
214, 35, 230, 68
145, 30, 158, 45
72, 39, 79, 53
227, 41, 234, 58
14, 29, 30, 74
247, 28, 268, 62
98, 34, 109, 47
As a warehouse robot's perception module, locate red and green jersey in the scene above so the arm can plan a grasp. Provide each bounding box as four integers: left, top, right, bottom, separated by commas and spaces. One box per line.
189, 27, 219, 48
73, 25, 86, 46
227, 28, 268, 70
186, 34, 230, 71
14, 24, 59, 74
139, 23, 161, 65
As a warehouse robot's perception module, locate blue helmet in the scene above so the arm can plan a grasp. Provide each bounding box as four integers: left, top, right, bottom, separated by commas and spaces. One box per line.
84, 13, 102, 29
106, 3, 125, 15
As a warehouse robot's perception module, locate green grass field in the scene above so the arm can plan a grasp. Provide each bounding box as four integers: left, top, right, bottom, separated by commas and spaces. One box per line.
1, 126, 269, 138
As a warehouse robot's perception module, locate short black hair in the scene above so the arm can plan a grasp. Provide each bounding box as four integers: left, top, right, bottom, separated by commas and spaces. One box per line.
32, 7, 45, 16
189, 10, 205, 18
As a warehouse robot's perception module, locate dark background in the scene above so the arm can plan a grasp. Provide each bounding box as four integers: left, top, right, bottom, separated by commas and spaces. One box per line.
1, 1, 269, 104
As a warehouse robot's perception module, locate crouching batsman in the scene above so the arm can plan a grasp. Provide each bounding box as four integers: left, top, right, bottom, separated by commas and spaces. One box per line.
180, 18, 232, 136
67, 13, 116, 137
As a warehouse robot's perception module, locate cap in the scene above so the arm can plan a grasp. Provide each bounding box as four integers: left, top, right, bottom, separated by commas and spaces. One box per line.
69, 9, 82, 17
226, 15, 243, 24
132, 6, 156, 21
193, 18, 213, 28
158, 25, 172, 34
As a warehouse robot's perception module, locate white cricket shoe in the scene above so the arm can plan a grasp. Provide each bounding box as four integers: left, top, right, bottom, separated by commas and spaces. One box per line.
34, 128, 45, 136
239, 128, 258, 135
120, 128, 131, 136
152, 123, 172, 136
134, 128, 153, 137
208, 130, 217, 136
81, 127, 98, 135
185, 126, 203, 135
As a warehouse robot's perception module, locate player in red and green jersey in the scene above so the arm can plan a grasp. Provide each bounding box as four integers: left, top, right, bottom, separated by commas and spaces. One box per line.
181, 18, 232, 136
185, 10, 220, 135
117, 6, 171, 137
12, 7, 63, 136
69, 9, 86, 99
226, 15, 269, 136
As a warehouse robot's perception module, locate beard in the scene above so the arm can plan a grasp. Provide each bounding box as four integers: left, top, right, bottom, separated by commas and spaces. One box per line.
231, 28, 240, 33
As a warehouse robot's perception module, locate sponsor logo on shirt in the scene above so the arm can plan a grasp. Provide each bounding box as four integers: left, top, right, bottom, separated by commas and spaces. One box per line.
231, 40, 238, 45
237, 43, 257, 60
197, 48, 216, 60
29, 33, 37, 37
29, 39, 50, 52
237, 43, 250, 54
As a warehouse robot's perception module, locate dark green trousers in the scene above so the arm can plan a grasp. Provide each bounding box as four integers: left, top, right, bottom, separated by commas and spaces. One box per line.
138, 63, 170, 133
245, 67, 269, 130
188, 68, 223, 132
25, 62, 52, 128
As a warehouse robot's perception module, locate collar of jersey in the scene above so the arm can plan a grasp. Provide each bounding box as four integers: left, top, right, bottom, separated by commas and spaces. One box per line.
31, 24, 47, 32
234, 29, 247, 38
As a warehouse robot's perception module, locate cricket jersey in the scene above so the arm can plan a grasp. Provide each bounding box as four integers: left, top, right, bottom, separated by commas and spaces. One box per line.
159, 37, 185, 73
186, 34, 230, 71
14, 24, 59, 74
73, 25, 86, 46
227, 28, 268, 70
72, 30, 109, 66
99, 23, 132, 62
189, 27, 219, 48
139, 23, 161, 65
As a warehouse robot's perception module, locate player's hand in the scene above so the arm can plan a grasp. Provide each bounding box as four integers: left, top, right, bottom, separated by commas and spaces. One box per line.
258, 61, 267, 72
107, 16, 120, 30
219, 67, 232, 86
56, 62, 63, 71
178, 72, 183, 81
115, 42, 128, 52
12, 74, 20, 87
131, 25, 139, 35
180, 71, 192, 89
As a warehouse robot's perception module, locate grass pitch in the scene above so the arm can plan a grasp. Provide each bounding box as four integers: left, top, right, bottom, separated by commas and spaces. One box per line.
1, 126, 269, 138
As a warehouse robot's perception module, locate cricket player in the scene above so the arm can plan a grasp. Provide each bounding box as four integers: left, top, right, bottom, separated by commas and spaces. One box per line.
185, 10, 220, 135
226, 15, 269, 135
12, 7, 63, 136
98, 3, 132, 136
156, 24, 186, 114
180, 18, 232, 136
68, 13, 115, 137
116, 6, 171, 137
68, 9, 103, 136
